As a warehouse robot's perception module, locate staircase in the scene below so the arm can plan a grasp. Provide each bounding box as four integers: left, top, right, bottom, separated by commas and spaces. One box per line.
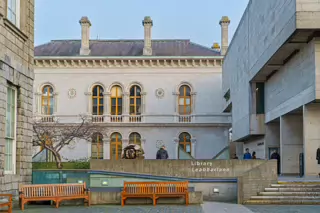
245, 181, 320, 205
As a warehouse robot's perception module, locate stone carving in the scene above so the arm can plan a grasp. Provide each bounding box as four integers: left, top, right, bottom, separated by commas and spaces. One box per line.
155, 88, 165, 99
68, 88, 76, 99
156, 140, 165, 149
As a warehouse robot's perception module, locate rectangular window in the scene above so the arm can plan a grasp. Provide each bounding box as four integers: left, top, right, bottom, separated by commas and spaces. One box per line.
256, 82, 265, 114
5, 85, 17, 174
7, 0, 20, 28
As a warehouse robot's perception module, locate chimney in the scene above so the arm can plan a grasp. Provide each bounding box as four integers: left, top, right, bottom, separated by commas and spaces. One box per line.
219, 16, 230, 56
142, 16, 153, 56
79, 16, 91, 55
211, 42, 220, 51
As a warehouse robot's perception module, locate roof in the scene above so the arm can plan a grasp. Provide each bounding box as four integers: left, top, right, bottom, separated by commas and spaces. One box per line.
34, 39, 220, 57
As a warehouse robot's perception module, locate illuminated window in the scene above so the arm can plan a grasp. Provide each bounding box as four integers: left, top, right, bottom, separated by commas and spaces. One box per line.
92, 85, 104, 115
91, 133, 103, 159
129, 86, 141, 115
110, 86, 122, 115
178, 85, 191, 115
129, 132, 141, 146
178, 132, 192, 157
110, 132, 122, 160
41, 85, 54, 115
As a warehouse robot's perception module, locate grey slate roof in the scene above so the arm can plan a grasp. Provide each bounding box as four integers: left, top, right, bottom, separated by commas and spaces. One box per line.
34, 39, 220, 57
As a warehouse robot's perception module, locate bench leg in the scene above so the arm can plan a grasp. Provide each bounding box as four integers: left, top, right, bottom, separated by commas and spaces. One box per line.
121, 197, 125, 206
8, 203, 12, 213
153, 195, 156, 206
20, 200, 25, 211
55, 199, 60, 208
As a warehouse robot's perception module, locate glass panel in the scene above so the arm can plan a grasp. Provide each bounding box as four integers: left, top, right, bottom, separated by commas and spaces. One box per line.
93, 86, 98, 96
117, 87, 122, 96
118, 98, 122, 105
178, 106, 184, 114
49, 86, 53, 95
179, 98, 184, 105
130, 87, 135, 96
93, 98, 98, 106
136, 105, 141, 114
117, 106, 122, 115
92, 106, 98, 115
136, 87, 141, 96
185, 134, 191, 141
186, 106, 191, 114
111, 98, 116, 106
99, 98, 104, 105
186, 144, 191, 152
42, 98, 48, 105
43, 86, 48, 95
136, 98, 141, 105
130, 98, 134, 105
91, 144, 97, 152
111, 106, 116, 115
99, 86, 104, 95
111, 87, 117, 96
5, 139, 12, 171
12, 0, 16, 11
179, 86, 184, 95
130, 106, 134, 114
185, 98, 191, 105
99, 106, 104, 115
179, 143, 184, 150
186, 87, 191, 96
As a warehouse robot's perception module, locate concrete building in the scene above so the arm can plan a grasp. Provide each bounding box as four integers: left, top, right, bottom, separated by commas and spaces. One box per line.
0, 0, 34, 194
222, 0, 320, 177
33, 16, 232, 161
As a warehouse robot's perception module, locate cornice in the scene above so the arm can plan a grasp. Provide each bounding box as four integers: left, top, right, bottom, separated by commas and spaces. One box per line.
34, 57, 223, 69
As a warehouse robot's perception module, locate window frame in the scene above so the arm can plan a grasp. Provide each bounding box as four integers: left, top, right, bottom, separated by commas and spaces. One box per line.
129, 85, 142, 115
129, 132, 141, 145
41, 85, 54, 115
4, 84, 17, 175
92, 85, 104, 115
178, 132, 192, 158
178, 85, 192, 115
110, 86, 123, 116
110, 133, 122, 160
6, 0, 20, 28
91, 133, 104, 159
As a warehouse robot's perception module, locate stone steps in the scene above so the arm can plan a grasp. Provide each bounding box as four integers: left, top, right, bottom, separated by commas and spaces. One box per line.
245, 181, 320, 205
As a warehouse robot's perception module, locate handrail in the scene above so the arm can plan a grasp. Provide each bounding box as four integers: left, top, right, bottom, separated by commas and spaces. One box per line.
212, 145, 230, 159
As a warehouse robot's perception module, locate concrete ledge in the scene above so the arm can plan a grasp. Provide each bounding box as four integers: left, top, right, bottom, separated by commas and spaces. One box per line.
90, 191, 203, 205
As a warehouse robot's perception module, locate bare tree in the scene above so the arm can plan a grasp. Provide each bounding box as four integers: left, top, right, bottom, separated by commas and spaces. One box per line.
32, 114, 106, 169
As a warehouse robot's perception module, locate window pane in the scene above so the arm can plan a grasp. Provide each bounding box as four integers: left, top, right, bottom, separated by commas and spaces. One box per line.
186, 134, 191, 141
111, 98, 116, 106
136, 98, 141, 105
130, 98, 134, 105
5, 139, 13, 172
130, 87, 135, 96
93, 98, 98, 106
178, 106, 184, 114
12, 0, 16, 11
99, 87, 104, 96
186, 106, 191, 114
130, 106, 134, 114
179, 143, 184, 150
43, 86, 48, 95
179, 87, 184, 95
179, 98, 184, 105
136, 87, 141, 96
93, 86, 98, 96
42, 98, 48, 105
99, 98, 104, 105
111, 87, 117, 96
186, 88, 191, 96
117, 106, 122, 115
118, 98, 122, 105
186, 144, 191, 153
136, 105, 141, 114
186, 98, 191, 105
92, 106, 97, 115
99, 106, 104, 115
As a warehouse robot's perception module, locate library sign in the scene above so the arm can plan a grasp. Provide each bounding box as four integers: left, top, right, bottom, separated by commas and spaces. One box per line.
190, 161, 230, 173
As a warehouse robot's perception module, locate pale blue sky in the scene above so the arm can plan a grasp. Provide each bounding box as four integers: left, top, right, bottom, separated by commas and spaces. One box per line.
35, 0, 249, 47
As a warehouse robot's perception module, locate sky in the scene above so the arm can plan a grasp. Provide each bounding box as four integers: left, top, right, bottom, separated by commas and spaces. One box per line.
35, 0, 249, 47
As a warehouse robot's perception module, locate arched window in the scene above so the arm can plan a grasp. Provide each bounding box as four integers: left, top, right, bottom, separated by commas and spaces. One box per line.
129, 132, 141, 145
39, 134, 54, 162
110, 132, 122, 160
178, 85, 192, 115
92, 85, 104, 115
129, 85, 141, 115
91, 133, 103, 159
41, 85, 54, 115
111, 86, 123, 115
179, 132, 192, 156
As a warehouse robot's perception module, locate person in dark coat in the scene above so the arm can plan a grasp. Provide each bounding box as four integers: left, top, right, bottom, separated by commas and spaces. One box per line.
270, 150, 280, 175
317, 148, 320, 164
156, 145, 169, 159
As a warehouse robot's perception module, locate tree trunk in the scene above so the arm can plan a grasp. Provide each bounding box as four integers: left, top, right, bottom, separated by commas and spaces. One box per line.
52, 150, 63, 169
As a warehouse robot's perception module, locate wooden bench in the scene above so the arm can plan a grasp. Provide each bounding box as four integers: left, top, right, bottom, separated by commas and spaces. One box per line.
19, 183, 90, 210
0, 194, 12, 213
121, 181, 189, 206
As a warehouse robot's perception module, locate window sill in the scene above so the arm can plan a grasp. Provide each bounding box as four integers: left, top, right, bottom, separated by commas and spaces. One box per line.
4, 18, 28, 42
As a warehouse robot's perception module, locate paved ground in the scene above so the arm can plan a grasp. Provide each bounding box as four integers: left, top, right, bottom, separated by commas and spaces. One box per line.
11, 203, 320, 213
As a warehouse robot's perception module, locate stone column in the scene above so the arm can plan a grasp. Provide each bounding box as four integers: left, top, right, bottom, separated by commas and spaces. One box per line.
103, 92, 111, 122
172, 92, 179, 122
103, 137, 110, 159
173, 137, 179, 159
140, 92, 147, 115
52, 92, 58, 114
142, 16, 153, 56
86, 139, 92, 159
123, 92, 130, 122
280, 114, 303, 175
79, 16, 91, 55
191, 92, 197, 114
84, 92, 92, 115
34, 92, 42, 114
303, 103, 320, 177
219, 16, 230, 56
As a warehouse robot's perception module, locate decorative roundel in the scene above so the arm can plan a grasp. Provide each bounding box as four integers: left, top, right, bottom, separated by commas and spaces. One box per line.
155, 88, 165, 98
68, 88, 76, 99
156, 140, 165, 149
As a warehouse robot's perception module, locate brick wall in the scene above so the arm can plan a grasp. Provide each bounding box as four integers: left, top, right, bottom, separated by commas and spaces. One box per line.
0, 0, 34, 196
237, 160, 277, 203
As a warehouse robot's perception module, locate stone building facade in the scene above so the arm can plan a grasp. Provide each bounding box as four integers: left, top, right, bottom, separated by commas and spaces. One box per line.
0, 0, 34, 194
33, 16, 232, 161
222, 0, 320, 177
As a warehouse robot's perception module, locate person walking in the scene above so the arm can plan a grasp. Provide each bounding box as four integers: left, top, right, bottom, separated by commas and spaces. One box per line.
243, 148, 252, 159
156, 145, 169, 159
270, 150, 280, 175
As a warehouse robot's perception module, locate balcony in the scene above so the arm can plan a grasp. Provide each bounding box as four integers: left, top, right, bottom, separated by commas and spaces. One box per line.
35, 113, 231, 125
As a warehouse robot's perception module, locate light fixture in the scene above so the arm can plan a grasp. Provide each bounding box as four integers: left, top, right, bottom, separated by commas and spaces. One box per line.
213, 188, 219, 193
78, 180, 84, 184
101, 180, 108, 186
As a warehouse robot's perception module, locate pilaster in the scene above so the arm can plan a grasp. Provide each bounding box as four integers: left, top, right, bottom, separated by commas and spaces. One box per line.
103, 138, 110, 159
84, 92, 92, 115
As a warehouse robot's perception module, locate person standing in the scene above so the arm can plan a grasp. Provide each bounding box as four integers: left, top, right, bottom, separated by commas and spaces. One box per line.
252, 151, 257, 159
271, 150, 280, 175
156, 145, 169, 159
243, 148, 252, 159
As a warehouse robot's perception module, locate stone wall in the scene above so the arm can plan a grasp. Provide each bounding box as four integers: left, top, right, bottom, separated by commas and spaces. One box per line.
238, 160, 278, 203
90, 159, 268, 178
0, 0, 34, 196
